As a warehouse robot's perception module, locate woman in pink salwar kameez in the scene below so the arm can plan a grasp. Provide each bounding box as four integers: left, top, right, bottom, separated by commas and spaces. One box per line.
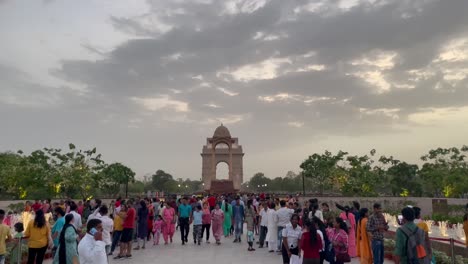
162, 203, 176, 244
211, 204, 225, 245
339, 208, 356, 257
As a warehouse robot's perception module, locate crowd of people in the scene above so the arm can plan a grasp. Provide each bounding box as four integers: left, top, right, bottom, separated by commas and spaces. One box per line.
0, 194, 466, 264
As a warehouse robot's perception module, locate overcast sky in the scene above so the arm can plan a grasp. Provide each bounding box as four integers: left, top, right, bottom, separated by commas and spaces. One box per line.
1, 0, 468, 181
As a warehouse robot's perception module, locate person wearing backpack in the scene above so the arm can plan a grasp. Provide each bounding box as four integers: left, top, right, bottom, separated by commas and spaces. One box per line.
394, 207, 426, 264
413, 207, 432, 264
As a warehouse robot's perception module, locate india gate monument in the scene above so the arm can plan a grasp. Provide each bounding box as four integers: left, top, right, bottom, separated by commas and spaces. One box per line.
201, 125, 244, 193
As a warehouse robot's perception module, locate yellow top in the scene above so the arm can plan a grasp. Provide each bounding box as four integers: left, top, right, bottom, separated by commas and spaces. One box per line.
416, 221, 429, 233
114, 212, 125, 231
0, 224, 12, 255
25, 222, 50, 248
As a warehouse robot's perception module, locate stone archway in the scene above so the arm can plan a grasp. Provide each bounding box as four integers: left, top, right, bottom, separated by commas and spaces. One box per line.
201, 125, 244, 193
216, 161, 229, 180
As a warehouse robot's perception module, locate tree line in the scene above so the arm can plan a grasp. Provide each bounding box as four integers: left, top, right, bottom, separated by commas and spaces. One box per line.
0, 143, 203, 199
0, 144, 136, 200
242, 146, 468, 198
1, 144, 467, 199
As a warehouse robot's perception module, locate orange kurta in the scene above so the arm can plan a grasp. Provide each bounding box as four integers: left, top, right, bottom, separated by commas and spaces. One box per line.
357, 217, 373, 264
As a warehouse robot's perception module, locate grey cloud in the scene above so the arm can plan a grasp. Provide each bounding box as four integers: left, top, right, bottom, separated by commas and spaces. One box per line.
4, 0, 468, 178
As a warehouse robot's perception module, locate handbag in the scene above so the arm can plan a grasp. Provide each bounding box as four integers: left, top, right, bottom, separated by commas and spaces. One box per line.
336, 252, 351, 263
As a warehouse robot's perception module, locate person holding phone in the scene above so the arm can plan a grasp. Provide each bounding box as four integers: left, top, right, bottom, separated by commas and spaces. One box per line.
77, 219, 107, 264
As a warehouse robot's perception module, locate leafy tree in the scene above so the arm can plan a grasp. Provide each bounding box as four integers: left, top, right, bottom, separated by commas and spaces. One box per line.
100, 162, 136, 197
341, 154, 379, 197
0, 152, 25, 198
420, 146, 468, 197
249, 172, 271, 192
379, 156, 421, 197
300, 151, 347, 194
151, 170, 176, 192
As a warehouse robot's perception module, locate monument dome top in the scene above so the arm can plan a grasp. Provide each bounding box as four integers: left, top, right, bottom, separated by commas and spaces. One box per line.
213, 124, 231, 138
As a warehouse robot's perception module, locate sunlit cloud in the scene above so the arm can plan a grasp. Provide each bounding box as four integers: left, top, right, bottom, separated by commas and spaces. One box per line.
131, 95, 189, 112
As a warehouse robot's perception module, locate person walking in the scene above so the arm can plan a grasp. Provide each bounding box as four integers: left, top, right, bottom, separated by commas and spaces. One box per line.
152, 215, 163, 245
201, 203, 212, 243
222, 198, 233, 237
366, 203, 388, 264
53, 214, 78, 264
331, 218, 350, 264
162, 203, 176, 244
192, 205, 203, 245
211, 204, 225, 245
134, 200, 149, 250
244, 200, 256, 251
266, 203, 279, 253
232, 197, 245, 243
24, 210, 52, 264
357, 208, 372, 264
178, 197, 192, 245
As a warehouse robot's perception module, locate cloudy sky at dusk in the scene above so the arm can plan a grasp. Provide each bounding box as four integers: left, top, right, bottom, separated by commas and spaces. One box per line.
1, 0, 468, 181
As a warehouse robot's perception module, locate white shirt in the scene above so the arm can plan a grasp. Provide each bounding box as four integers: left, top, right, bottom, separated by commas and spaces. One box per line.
78, 234, 107, 264
282, 223, 303, 249
88, 213, 114, 245
68, 211, 82, 231
277, 207, 294, 227
308, 210, 324, 222
260, 209, 268, 226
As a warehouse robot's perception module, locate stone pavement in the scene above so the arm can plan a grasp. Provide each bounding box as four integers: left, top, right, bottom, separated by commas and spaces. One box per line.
45, 228, 391, 264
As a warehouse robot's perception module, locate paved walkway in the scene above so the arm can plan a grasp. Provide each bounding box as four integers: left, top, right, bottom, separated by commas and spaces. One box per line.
46, 227, 390, 264
106, 230, 370, 264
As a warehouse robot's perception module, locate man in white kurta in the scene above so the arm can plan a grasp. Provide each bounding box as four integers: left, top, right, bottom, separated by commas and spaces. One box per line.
265, 204, 279, 252
78, 219, 107, 264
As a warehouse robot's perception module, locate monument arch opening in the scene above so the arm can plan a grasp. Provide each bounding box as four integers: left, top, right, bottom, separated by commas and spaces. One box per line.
201, 124, 244, 193
216, 161, 229, 180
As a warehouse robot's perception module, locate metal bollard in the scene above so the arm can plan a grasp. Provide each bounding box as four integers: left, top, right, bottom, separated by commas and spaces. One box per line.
450, 238, 455, 264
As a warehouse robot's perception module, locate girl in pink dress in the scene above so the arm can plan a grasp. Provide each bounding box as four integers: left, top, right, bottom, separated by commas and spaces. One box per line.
153, 215, 163, 245
211, 204, 225, 245
340, 208, 356, 257
162, 203, 176, 244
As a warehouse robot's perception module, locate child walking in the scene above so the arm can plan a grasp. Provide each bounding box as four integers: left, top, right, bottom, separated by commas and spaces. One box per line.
192, 205, 203, 245
11, 222, 25, 264
153, 215, 163, 245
